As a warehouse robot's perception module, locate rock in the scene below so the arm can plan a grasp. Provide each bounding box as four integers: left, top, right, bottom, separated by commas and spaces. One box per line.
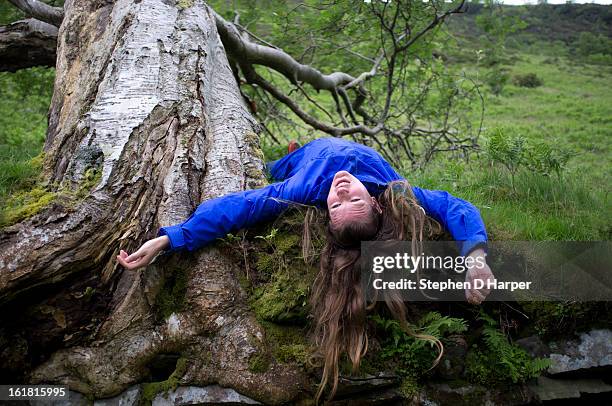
29, 390, 90, 406
420, 383, 535, 406
436, 334, 468, 379
529, 376, 612, 401
151, 385, 261, 405
94, 385, 142, 405
329, 388, 404, 405
334, 372, 399, 397
515, 335, 550, 358
547, 329, 612, 374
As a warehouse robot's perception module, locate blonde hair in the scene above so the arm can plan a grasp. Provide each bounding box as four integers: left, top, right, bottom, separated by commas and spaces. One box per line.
303, 180, 444, 403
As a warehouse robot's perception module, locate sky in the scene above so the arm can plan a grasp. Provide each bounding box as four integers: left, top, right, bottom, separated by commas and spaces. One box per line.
500, 0, 612, 4
364, 0, 612, 4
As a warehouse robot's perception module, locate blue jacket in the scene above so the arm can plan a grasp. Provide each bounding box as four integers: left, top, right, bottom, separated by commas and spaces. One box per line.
159, 138, 487, 256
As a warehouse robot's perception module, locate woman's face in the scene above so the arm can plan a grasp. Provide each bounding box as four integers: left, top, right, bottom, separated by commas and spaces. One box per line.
327, 171, 380, 228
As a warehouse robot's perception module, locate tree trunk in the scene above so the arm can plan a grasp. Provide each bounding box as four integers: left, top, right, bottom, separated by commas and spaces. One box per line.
0, 0, 307, 403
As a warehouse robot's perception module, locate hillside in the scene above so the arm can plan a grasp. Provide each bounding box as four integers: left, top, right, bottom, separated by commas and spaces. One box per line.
448, 2, 612, 43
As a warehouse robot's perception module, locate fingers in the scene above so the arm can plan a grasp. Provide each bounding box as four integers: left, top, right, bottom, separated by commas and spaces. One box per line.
466, 274, 490, 305
126, 247, 145, 263
116, 248, 150, 270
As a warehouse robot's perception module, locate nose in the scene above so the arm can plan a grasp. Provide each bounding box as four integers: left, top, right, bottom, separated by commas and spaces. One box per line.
337, 187, 349, 198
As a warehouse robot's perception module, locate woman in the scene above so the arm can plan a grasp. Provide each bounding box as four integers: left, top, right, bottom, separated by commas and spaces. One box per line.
117, 137, 494, 401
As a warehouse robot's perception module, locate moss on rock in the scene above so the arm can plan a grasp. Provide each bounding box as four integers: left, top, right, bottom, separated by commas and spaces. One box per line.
242, 218, 316, 323
520, 301, 612, 338
248, 352, 271, 373
176, 0, 194, 10
259, 320, 310, 367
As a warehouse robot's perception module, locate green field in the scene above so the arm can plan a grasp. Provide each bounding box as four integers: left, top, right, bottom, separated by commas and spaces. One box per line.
0, 7, 610, 241
409, 52, 611, 241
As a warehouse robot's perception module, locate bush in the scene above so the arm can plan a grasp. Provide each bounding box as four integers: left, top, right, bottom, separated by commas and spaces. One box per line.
512, 73, 543, 88
485, 67, 510, 96
486, 128, 571, 191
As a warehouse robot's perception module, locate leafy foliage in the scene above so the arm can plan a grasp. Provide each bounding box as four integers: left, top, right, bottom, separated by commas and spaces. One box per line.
475, 0, 527, 95
371, 312, 467, 379
465, 310, 550, 385
486, 128, 571, 191
512, 73, 543, 88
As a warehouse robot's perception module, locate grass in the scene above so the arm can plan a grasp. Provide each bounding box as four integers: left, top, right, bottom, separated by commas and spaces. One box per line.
469, 53, 611, 183
0, 67, 54, 199
1, 52, 610, 242
429, 51, 611, 241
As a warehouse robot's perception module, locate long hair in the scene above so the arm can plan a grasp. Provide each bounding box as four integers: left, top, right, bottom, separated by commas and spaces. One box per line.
303, 180, 444, 403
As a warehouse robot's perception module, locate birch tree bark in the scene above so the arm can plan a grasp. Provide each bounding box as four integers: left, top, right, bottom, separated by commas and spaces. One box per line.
0, 0, 307, 403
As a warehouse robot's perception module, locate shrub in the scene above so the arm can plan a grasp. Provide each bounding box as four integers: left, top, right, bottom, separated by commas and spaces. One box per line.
485, 67, 510, 96
486, 128, 571, 191
465, 311, 550, 385
512, 73, 543, 88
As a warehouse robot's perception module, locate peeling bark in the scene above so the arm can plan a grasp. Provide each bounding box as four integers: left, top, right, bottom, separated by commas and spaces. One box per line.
0, 18, 58, 72
0, 0, 307, 403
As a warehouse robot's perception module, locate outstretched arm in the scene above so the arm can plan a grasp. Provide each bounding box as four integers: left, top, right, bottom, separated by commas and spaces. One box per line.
411, 186, 488, 257
158, 182, 303, 252
117, 156, 347, 269
411, 187, 493, 304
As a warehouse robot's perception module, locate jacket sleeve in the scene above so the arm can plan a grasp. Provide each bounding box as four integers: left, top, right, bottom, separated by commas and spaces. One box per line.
158, 157, 338, 252
411, 186, 488, 256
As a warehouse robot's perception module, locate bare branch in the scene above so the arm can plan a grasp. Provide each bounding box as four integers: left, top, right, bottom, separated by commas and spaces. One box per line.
396, 0, 466, 52
7, 0, 64, 27
213, 9, 356, 91
0, 18, 57, 72
240, 63, 382, 137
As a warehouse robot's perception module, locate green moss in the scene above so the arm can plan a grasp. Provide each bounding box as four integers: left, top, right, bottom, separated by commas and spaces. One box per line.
520, 301, 612, 338
0, 186, 57, 227
141, 357, 188, 404
250, 228, 315, 323
0, 154, 104, 228
274, 233, 300, 254
259, 321, 310, 367
255, 254, 276, 275
154, 267, 189, 321
398, 376, 420, 399
251, 263, 312, 322
176, 0, 194, 9
74, 167, 102, 199
28, 152, 45, 171
248, 352, 271, 373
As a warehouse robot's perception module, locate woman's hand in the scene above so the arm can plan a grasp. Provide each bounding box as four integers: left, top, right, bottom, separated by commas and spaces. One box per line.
464, 248, 495, 305
116, 236, 170, 270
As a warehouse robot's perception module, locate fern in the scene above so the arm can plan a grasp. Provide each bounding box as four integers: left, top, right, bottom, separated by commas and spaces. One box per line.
466, 310, 550, 384
371, 312, 468, 378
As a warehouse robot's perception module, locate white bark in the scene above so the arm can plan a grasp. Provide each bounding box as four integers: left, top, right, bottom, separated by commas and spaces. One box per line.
1, 1, 305, 402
